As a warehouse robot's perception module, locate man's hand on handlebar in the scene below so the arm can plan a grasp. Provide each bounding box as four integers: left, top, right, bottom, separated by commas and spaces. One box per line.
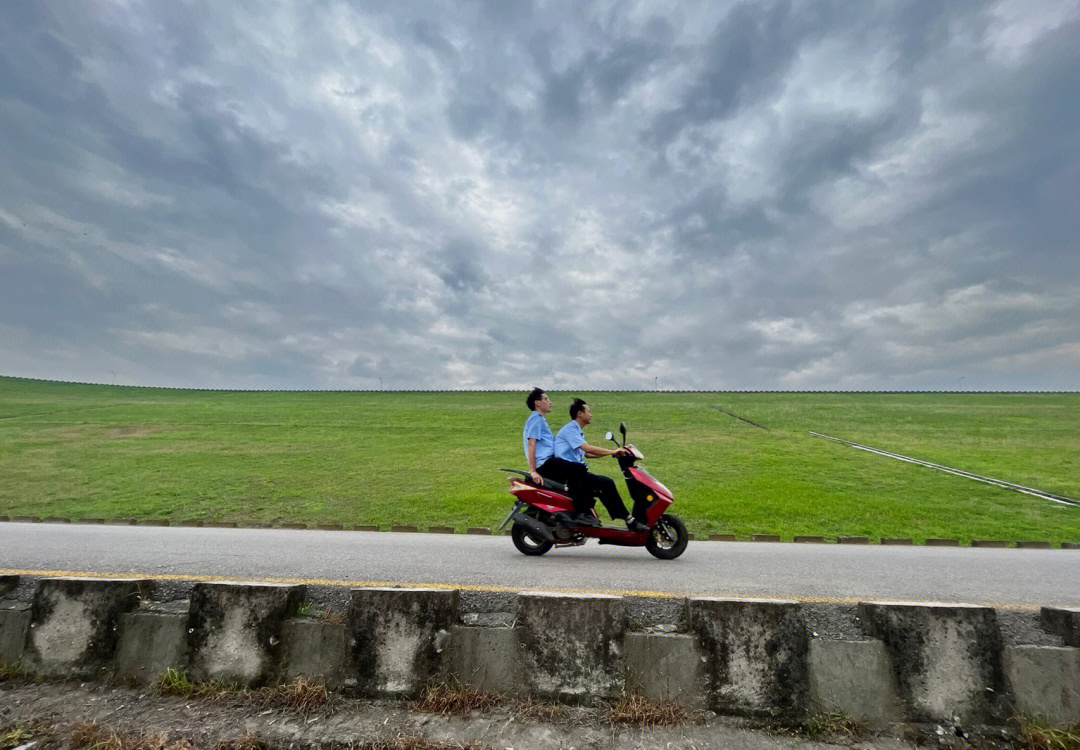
612, 448, 629, 457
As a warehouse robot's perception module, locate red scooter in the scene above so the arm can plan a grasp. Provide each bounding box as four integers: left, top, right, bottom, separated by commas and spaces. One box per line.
499, 422, 688, 560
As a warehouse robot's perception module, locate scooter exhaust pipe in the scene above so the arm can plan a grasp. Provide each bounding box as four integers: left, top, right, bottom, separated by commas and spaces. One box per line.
511, 513, 555, 544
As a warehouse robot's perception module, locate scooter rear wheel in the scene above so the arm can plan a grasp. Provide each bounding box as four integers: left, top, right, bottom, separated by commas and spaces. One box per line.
646, 514, 688, 560
512, 521, 554, 556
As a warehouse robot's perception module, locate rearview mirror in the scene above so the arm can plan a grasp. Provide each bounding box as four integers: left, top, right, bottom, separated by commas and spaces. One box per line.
604, 431, 614, 443
619, 422, 627, 442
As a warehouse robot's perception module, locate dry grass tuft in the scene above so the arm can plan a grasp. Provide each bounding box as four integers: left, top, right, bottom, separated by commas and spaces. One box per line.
412, 685, 502, 716
1012, 716, 1080, 750
258, 678, 331, 715
156, 670, 334, 716
69, 722, 194, 750
512, 697, 566, 722
360, 736, 493, 750
605, 694, 691, 728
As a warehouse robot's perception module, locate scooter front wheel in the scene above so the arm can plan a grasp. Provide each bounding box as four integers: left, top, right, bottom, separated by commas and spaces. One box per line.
512, 521, 554, 556
646, 514, 688, 560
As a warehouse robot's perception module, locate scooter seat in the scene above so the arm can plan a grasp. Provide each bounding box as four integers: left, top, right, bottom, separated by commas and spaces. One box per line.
499, 468, 568, 493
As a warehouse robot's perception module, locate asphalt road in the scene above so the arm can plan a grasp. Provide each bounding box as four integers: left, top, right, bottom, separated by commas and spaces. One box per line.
1, 522, 1078, 608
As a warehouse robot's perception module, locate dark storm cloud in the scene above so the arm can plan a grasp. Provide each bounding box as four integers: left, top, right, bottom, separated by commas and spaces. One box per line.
0, 0, 1077, 390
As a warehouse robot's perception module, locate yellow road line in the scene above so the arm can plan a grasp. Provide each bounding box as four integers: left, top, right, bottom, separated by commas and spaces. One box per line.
0, 568, 1041, 610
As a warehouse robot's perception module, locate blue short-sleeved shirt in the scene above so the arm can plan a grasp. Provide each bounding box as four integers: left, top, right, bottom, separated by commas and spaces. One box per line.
523, 411, 555, 466
554, 421, 586, 464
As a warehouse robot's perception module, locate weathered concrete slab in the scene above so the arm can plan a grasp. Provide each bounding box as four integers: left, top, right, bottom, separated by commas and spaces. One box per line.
858, 601, 1003, 723
689, 598, 809, 717
0, 603, 31, 665
1003, 645, 1080, 725
808, 638, 903, 724
22, 577, 154, 677
518, 592, 626, 701
280, 619, 349, 688
0, 575, 18, 598
348, 587, 458, 696
186, 581, 305, 687
115, 612, 187, 683
447, 625, 518, 694
1041, 607, 1080, 647
625, 632, 706, 707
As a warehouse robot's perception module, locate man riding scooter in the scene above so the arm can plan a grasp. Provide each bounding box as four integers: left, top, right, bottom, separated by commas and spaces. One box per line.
554, 398, 647, 532
523, 387, 598, 524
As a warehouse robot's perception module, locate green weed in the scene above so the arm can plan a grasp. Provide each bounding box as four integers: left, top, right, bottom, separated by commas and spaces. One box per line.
155, 668, 238, 699
1012, 715, 1080, 750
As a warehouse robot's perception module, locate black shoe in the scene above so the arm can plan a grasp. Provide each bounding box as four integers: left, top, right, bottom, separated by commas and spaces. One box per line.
571, 512, 601, 527
625, 517, 648, 532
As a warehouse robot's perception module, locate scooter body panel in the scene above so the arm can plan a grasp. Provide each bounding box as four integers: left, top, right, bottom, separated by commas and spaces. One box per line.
509, 480, 575, 515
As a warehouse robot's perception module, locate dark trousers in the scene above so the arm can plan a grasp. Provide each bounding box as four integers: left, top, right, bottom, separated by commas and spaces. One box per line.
538, 458, 630, 520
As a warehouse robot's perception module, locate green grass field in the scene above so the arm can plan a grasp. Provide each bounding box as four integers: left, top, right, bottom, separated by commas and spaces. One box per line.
1, 377, 1078, 544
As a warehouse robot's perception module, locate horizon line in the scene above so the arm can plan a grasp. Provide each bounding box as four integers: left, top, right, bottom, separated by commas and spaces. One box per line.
2, 374, 1077, 395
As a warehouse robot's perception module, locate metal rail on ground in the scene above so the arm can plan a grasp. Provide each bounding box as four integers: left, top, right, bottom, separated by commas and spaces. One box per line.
713, 406, 768, 430
810, 431, 1079, 507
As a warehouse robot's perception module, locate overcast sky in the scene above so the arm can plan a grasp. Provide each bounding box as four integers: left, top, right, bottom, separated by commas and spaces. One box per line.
1, 1, 1077, 390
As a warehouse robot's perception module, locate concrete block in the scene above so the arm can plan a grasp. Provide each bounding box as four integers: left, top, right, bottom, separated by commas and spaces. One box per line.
1041, 607, 1080, 647
858, 601, 1003, 723
447, 625, 519, 694
0, 575, 18, 597
0, 604, 31, 664
115, 612, 187, 683
624, 632, 706, 707
186, 581, 305, 687
808, 639, 903, 724
689, 597, 809, 717
1003, 646, 1080, 725
280, 619, 349, 688
348, 587, 458, 697
22, 577, 154, 677
518, 592, 626, 701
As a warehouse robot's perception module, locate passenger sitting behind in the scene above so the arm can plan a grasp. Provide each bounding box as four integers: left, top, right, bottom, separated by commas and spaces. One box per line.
554, 398, 647, 532
522, 387, 596, 524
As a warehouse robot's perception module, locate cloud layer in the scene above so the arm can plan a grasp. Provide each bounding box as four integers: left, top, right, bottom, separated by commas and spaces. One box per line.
1, 0, 1077, 389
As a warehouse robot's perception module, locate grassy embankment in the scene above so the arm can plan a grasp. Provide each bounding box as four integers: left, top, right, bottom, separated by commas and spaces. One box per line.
1, 376, 1078, 544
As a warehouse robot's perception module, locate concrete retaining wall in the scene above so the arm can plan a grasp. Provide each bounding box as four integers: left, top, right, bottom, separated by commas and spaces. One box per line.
1, 576, 1077, 726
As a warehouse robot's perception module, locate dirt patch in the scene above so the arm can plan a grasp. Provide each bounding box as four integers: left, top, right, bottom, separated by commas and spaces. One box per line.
0, 679, 924, 749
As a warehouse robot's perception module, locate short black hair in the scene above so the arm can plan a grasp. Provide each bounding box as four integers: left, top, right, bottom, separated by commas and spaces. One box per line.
526, 387, 546, 411
569, 398, 587, 420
